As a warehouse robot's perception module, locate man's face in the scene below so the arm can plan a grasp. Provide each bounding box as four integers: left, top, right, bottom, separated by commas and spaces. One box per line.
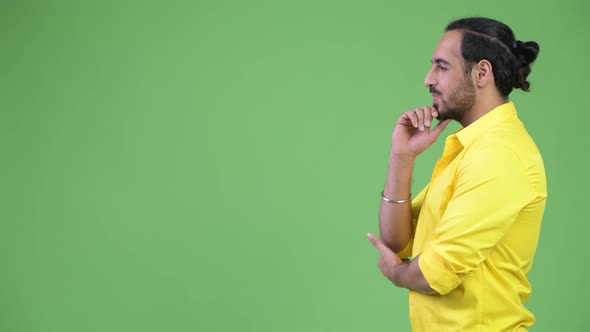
424, 30, 477, 121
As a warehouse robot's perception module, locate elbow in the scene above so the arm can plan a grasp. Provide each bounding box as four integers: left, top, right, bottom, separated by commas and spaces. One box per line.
381, 238, 408, 254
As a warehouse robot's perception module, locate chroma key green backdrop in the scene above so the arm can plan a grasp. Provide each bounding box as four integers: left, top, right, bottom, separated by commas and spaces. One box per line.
1, 1, 588, 331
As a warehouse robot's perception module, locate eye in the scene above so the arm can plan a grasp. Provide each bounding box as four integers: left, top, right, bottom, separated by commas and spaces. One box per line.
438, 65, 447, 71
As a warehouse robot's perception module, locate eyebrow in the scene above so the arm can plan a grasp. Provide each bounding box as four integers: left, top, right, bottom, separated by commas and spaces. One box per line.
432, 58, 451, 66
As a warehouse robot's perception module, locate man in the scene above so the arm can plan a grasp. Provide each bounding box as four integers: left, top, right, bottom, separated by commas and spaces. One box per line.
368, 17, 547, 331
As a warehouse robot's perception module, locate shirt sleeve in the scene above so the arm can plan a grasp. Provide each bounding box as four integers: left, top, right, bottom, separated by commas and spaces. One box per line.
418, 143, 533, 295
397, 184, 429, 259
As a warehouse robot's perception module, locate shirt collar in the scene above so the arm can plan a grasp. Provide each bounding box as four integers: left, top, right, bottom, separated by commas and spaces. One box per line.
454, 101, 518, 149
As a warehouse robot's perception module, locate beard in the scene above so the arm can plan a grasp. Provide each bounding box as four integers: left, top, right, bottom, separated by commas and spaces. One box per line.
431, 76, 476, 121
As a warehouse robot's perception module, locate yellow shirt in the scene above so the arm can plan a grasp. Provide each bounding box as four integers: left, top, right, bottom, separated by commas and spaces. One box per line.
400, 102, 547, 332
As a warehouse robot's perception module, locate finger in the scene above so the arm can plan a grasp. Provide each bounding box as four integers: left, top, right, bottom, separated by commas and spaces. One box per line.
368, 233, 391, 254
414, 108, 425, 131
379, 255, 390, 270
429, 119, 451, 139
430, 107, 439, 119
378, 248, 402, 272
405, 111, 418, 129
423, 107, 434, 128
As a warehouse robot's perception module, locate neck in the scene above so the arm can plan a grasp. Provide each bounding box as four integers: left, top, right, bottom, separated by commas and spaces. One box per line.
458, 94, 508, 127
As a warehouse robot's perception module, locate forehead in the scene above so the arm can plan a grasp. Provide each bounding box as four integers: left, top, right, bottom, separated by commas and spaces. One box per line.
432, 30, 463, 64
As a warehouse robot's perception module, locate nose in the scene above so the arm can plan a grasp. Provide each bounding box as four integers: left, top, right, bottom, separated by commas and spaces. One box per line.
424, 67, 436, 88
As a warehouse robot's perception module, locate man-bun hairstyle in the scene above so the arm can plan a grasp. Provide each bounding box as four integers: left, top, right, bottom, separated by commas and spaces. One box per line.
446, 17, 540, 97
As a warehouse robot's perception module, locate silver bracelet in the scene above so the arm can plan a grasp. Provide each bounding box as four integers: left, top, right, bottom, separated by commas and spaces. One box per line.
381, 191, 411, 204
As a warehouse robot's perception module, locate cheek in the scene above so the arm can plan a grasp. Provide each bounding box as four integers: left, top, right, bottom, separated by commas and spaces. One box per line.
441, 81, 459, 98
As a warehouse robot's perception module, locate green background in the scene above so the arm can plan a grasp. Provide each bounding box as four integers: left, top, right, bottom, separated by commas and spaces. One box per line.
2, 0, 587, 331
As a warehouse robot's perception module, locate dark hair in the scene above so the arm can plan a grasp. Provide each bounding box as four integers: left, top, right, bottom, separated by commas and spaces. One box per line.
446, 17, 540, 97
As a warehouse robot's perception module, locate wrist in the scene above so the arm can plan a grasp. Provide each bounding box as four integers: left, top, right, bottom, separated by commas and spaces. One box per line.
387, 261, 406, 287
384, 155, 414, 198
390, 152, 417, 164
388, 154, 416, 174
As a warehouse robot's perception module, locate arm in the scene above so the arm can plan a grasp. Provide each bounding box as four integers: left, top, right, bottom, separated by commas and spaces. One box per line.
417, 144, 533, 295
368, 234, 437, 294
387, 255, 437, 294
379, 107, 450, 253
371, 144, 533, 295
378, 154, 415, 253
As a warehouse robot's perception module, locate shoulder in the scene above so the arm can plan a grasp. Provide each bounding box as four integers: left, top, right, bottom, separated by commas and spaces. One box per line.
460, 139, 525, 176
458, 130, 546, 199
465, 115, 544, 168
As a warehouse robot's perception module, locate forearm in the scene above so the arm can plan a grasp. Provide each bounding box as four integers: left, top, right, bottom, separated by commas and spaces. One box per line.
379, 153, 415, 253
389, 255, 437, 294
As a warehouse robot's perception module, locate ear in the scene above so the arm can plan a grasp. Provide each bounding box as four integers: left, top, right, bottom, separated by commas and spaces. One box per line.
473, 59, 493, 88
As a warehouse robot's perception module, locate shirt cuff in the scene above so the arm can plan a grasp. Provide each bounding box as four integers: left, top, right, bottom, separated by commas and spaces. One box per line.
418, 246, 462, 295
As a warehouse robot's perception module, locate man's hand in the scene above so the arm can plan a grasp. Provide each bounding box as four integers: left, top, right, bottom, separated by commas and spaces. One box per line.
368, 233, 403, 283
391, 106, 451, 158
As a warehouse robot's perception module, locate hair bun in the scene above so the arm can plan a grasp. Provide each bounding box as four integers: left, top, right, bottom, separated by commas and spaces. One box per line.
513, 40, 540, 92
515, 40, 540, 64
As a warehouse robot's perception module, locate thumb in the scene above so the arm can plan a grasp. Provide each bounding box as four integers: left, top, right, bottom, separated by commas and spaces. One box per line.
429, 118, 451, 139
368, 233, 390, 254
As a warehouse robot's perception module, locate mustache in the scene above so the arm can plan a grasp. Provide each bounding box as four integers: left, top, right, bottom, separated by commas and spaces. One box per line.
429, 87, 441, 95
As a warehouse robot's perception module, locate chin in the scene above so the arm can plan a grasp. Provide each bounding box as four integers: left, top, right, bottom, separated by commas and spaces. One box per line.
436, 109, 452, 121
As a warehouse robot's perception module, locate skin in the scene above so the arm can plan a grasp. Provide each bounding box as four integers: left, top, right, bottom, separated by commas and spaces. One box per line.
369, 29, 509, 294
